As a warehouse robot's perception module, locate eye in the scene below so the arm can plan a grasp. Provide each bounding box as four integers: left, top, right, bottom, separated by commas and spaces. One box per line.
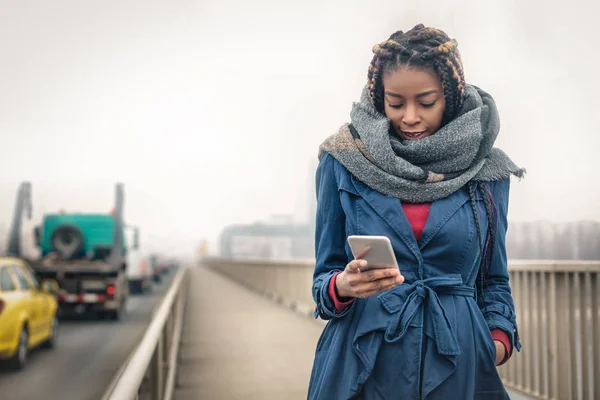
421, 102, 436, 108
388, 104, 404, 109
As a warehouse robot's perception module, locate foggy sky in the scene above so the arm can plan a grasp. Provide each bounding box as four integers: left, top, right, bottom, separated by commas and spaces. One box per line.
1, 0, 598, 257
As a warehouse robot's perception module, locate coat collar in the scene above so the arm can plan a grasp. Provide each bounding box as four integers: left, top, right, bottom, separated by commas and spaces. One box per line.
350, 175, 471, 261
419, 188, 471, 249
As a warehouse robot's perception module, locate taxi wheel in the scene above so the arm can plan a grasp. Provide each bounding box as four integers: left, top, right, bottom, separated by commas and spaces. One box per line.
42, 316, 58, 349
7, 328, 28, 370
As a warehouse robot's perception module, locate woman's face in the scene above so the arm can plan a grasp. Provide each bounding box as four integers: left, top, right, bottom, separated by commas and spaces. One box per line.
382, 67, 446, 141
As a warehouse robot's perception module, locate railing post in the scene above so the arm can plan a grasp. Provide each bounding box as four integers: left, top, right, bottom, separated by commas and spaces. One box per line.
150, 333, 164, 400
174, 293, 183, 390
163, 324, 169, 371
549, 271, 558, 400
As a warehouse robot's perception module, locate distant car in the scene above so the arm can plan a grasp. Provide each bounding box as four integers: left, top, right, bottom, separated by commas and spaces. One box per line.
0, 257, 59, 370
165, 258, 181, 273
127, 257, 153, 294
148, 254, 164, 283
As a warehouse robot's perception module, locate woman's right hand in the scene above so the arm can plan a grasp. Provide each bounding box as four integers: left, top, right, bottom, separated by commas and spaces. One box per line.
335, 248, 405, 299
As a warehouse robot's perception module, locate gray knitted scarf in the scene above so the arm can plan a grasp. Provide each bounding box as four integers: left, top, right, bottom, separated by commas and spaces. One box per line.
318, 84, 525, 203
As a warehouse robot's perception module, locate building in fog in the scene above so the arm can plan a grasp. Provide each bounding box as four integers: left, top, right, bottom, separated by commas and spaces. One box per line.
219, 161, 319, 261
219, 215, 314, 260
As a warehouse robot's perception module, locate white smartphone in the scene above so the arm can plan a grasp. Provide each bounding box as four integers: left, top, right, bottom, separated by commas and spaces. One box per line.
347, 235, 399, 271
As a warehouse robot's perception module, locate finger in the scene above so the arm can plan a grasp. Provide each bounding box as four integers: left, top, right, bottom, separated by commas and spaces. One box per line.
346, 259, 367, 273
354, 246, 370, 260
354, 277, 399, 297
376, 276, 400, 289
361, 268, 401, 282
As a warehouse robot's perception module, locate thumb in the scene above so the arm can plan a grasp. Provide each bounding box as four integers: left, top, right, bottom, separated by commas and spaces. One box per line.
355, 246, 370, 260
347, 259, 366, 273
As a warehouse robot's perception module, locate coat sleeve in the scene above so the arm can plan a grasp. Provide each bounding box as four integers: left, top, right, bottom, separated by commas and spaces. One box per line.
312, 153, 356, 320
477, 178, 522, 356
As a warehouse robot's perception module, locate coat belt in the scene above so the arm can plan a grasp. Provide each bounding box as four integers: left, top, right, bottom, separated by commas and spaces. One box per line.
382, 275, 475, 356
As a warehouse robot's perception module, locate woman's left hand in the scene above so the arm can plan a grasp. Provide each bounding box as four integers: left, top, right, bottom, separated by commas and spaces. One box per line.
494, 340, 506, 365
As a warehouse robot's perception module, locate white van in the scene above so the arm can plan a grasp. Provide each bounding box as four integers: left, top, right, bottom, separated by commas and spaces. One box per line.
125, 227, 152, 294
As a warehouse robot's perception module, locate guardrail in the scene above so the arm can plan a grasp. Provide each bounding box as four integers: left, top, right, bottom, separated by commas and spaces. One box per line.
203, 257, 600, 400
204, 257, 316, 316
502, 260, 600, 400
102, 267, 189, 400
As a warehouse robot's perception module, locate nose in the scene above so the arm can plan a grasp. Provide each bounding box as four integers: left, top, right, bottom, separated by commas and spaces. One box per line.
401, 104, 420, 126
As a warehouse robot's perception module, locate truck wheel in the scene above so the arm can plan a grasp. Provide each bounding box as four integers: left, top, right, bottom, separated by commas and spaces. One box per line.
7, 328, 28, 370
109, 301, 126, 321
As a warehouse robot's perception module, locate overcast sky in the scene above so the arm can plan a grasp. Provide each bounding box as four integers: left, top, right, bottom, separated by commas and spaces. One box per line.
0, 0, 598, 257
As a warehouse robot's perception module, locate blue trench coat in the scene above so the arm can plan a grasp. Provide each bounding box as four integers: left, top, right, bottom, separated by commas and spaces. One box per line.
308, 153, 521, 400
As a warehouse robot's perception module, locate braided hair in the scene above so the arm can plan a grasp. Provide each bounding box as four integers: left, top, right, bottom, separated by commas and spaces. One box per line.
468, 181, 498, 315
367, 24, 466, 125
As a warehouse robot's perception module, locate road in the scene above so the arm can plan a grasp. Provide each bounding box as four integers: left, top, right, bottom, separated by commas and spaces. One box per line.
0, 274, 174, 400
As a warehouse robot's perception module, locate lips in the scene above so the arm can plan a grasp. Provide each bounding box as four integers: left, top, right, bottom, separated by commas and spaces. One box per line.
400, 130, 427, 140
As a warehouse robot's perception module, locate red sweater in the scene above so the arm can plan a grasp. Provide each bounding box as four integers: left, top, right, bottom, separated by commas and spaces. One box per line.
328, 202, 511, 365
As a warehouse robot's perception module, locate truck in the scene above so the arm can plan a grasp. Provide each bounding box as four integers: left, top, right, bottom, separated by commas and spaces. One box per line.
30, 183, 133, 320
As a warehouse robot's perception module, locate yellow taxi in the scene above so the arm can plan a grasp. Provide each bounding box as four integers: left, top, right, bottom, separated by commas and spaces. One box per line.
0, 257, 59, 370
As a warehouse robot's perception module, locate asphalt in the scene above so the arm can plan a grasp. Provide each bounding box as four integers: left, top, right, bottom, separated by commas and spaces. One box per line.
0, 273, 174, 400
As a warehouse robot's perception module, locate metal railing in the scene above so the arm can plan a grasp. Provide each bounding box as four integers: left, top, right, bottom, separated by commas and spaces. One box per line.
498, 261, 600, 400
102, 267, 189, 400
205, 257, 316, 315
204, 257, 600, 400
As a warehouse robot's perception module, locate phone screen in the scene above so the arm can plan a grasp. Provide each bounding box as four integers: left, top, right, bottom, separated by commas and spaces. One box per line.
347, 235, 399, 270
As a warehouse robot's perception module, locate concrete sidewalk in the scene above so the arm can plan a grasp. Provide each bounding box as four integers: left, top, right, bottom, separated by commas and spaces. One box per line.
174, 266, 324, 400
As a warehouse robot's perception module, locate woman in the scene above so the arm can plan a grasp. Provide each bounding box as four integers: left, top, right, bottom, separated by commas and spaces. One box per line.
309, 24, 524, 400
